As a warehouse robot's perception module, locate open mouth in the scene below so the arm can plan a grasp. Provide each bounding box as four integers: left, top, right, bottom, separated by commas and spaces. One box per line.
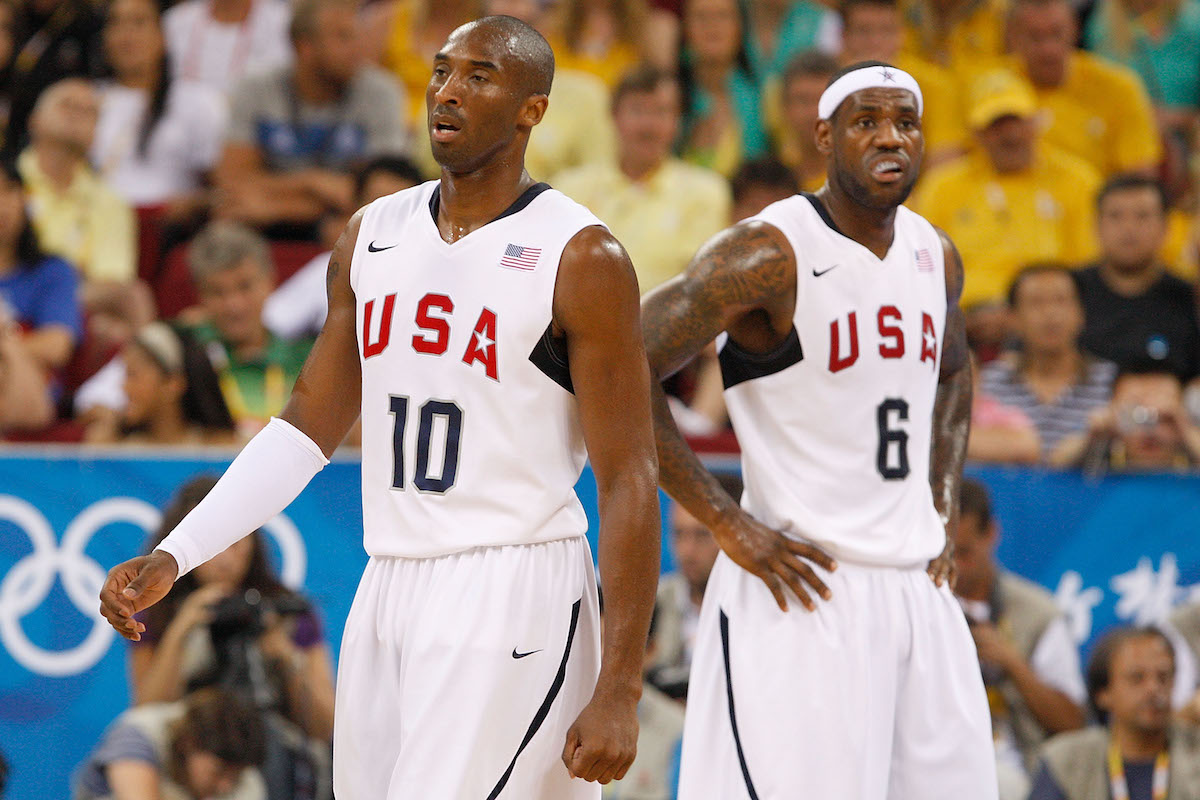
431, 116, 463, 142
870, 157, 906, 182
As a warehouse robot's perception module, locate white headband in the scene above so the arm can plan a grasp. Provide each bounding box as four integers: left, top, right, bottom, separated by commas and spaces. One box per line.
817, 65, 923, 121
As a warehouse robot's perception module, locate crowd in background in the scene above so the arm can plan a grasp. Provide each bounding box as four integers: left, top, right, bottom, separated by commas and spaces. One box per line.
0, 0, 1196, 469
0, 0, 1193, 797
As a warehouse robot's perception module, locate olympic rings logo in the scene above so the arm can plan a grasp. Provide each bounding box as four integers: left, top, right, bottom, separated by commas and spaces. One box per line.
0, 495, 307, 678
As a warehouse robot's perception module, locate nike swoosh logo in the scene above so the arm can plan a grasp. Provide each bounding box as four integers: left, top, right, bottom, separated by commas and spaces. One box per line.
512, 648, 542, 659
368, 241, 397, 252
812, 264, 839, 277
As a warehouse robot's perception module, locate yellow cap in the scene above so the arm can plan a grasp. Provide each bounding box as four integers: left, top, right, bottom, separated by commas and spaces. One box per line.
967, 69, 1038, 130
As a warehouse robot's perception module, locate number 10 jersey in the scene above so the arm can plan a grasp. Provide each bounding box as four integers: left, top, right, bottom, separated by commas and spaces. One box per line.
352, 180, 603, 559
720, 194, 949, 568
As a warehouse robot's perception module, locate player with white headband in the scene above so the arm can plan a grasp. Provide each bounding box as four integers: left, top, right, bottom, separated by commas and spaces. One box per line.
641, 59, 997, 798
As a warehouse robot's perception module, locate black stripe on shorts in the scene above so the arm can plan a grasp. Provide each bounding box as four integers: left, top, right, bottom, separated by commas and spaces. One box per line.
486, 597, 582, 798
721, 609, 760, 800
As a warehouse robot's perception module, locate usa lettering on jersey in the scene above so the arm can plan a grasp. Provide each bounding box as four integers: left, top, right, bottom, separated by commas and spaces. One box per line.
828, 307, 938, 372
362, 291, 501, 382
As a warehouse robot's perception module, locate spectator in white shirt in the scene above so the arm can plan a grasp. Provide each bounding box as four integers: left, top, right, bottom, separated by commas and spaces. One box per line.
93, 0, 227, 217
162, 0, 292, 98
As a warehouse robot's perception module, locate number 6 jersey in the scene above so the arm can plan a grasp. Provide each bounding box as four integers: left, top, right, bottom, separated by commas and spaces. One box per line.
352, 180, 604, 558
720, 193, 948, 568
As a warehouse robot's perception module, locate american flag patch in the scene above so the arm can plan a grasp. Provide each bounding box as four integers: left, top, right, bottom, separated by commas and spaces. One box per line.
499, 243, 541, 271
915, 248, 934, 272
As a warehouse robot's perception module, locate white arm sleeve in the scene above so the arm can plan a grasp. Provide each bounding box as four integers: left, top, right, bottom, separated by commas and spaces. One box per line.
155, 417, 329, 576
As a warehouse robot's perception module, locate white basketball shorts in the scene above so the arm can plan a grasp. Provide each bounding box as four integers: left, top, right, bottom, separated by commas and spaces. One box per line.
332, 537, 601, 799
678, 552, 998, 800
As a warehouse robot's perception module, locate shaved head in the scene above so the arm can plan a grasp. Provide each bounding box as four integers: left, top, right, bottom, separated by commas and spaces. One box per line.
453, 15, 554, 97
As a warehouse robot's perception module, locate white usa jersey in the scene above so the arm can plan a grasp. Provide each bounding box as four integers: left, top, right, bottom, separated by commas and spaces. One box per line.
352, 180, 602, 558
721, 194, 948, 567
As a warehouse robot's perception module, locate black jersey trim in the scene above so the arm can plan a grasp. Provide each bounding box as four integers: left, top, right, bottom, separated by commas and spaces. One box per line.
718, 327, 804, 389
428, 182, 552, 224
487, 598, 582, 799
720, 609, 761, 800
802, 192, 845, 236
529, 322, 574, 394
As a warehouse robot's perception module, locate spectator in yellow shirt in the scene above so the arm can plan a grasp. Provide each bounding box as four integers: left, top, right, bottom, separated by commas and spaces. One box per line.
19, 78, 152, 352
19, 79, 136, 285
838, 0, 968, 165
554, 66, 731, 293
772, 50, 838, 194
1007, 0, 1162, 177
912, 69, 1101, 308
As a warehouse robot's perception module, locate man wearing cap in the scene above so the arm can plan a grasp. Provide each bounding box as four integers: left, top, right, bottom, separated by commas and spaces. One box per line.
912, 68, 1100, 309
641, 60, 998, 798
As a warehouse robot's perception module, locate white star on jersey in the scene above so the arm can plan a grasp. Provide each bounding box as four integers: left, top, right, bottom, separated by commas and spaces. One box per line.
924, 326, 938, 355
473, 329, 495, 354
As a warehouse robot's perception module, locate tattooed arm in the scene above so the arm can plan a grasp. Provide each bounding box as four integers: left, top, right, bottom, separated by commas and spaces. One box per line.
927, 229, 972, 588
642, 221, 836, 612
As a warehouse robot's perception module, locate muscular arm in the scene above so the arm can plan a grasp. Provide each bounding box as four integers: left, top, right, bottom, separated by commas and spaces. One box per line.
927, 229, 972, 584
641, 221, 795, 528
278, 211, 363, 453
641, 222, 834, 611
554, 227, 659, 784
98, 213, 364, 637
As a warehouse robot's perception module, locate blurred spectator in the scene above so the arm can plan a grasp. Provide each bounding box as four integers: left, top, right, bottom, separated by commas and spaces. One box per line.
479, 0, 616, 182
772, 50, 836, 193
373, 0, 472, 124
555, 66, 730, 294
162, 0, 291, 98
981, 265, 1117, 462
0, 159, 78, 433
133, 476, 336, 742
747, 0, 837, 79
93, 0, 227, 217
649, 472, 737, 699
1086, 0, 1200, 135
898, 0, 1007, 77
4, 0, 104, 155
912, 69, 1099, 308
264, 154, 422, 341
550, 0, 646, 88
1028, 627, 1200, 800
185, 222, 313, 436
83, 322, 235, 446
74, 687, 267, 800
729, 156, 798, 222
20, 78, 136, 284
968, 352, 1043, 463
0, 746, 6, 797
1075, 174, 1200, 382
1007, 0, 1162, 177
678, 0, 766, 177
1062, 367, 1200, 470
602, 607, 684, 800
835, 0, 966, 164
215, 0, 407, 239
953, 478, 1085, 787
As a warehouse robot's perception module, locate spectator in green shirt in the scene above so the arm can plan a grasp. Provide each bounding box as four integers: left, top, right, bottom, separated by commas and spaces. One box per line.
185, 221, 314, 438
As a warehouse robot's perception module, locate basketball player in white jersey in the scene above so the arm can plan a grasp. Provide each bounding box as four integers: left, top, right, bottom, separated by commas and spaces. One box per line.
98, 16, 661, 798
641, 61, 997, 798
